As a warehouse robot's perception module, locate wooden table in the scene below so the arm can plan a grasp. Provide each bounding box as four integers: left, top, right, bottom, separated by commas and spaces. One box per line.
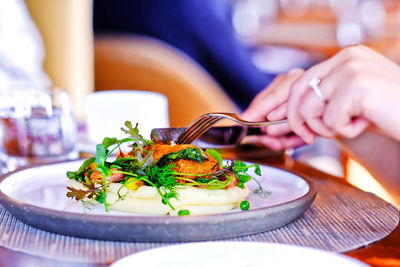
222, 146, 400, 267
0, 145, 398, 267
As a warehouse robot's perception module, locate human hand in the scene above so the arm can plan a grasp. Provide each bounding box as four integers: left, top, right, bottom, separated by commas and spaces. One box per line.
287, 45, 400, 143
241, 68, 306, 151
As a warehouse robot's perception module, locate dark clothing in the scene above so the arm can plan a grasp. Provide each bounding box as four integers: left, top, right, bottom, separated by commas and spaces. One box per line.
93, 0, 275, 109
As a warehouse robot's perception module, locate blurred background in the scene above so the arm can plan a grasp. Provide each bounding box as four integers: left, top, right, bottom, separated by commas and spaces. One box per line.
3, 0, 400, 205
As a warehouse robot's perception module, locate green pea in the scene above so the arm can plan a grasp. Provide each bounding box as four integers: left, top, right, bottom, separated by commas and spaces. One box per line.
240, 200, 250, 211
178, 209, 190, 216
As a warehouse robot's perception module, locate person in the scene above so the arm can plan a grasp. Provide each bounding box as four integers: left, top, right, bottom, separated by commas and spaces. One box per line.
93, 0, 275, 109
0, 0, 50, 91
242, 45, 400, 203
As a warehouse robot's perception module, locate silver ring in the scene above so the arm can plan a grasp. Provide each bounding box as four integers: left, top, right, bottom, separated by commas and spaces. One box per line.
308, 78, 326, 101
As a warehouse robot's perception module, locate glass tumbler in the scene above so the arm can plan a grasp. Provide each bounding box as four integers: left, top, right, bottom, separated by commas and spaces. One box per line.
0, 88, 78, 173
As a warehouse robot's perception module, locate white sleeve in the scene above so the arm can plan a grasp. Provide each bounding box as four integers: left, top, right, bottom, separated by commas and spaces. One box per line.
0, 0, 51, 91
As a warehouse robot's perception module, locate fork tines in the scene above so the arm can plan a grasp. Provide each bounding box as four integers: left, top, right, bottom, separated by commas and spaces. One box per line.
175, 112, 287, 144
175, 114, 223, 144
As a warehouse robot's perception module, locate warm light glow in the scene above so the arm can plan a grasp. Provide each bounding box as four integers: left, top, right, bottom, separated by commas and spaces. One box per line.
346, 158, 398, 207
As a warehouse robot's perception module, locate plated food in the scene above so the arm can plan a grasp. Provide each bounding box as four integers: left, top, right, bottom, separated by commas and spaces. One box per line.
67, 122, 262, 216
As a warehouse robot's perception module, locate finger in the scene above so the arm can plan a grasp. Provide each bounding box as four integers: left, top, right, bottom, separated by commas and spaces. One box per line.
323, 83, 370, 138
241, 75, 286, 121
267, 102, 287, 121
298, 90, 334, 137
287, 87, 316, 144
287, 52, 347, 143
287, 115, 317, 144
242, 69, 304, 121
256, 134, 306, 151
298, 64, 360, 138
264, 122, 292, 137
280, 135, 307, 149
255, 135, 286, 151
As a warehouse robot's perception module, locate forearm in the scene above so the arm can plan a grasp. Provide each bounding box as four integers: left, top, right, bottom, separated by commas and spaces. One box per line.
338, 131, 400, 203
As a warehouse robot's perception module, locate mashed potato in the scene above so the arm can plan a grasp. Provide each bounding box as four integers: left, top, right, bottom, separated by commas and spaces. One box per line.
68, 179, 249, 215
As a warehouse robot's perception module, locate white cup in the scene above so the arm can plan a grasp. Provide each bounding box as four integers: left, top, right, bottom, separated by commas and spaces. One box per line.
85, 90, 169, 144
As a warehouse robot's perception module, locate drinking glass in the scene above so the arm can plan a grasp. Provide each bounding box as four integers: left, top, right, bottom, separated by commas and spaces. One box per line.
0, 88, 78, 173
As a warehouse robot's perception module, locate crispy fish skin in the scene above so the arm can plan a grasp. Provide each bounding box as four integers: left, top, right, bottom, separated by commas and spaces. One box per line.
151, 144, 197, 161
150, 144, 220, 176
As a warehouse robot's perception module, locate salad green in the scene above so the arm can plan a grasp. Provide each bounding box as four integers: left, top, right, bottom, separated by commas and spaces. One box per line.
66, 121, 265, 212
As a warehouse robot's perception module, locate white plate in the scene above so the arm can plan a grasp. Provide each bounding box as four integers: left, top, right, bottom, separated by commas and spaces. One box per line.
112, 242, 369, 267
0, 160, 317, 241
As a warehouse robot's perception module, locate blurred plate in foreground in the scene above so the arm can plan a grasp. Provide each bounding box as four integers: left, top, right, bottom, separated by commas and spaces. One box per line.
112, 242, 369, 267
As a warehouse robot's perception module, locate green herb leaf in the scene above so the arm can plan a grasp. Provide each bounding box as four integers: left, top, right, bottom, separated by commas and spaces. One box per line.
237, 174, 252, 183
121, 121, 152, 147
221, 161, 266, 196
146, 164, 177, 188
95, 191, 107, 204
233, 161, 248, 173
121, 121, 139, 139
102, 137, 119, 150
205, 149, 223, 166
254, 164, 261, 176
161, 191, 177, 205
196, 178, 212, 183
66, 158, 95, 182
95, 144, 106, 166
157, 148, 208, 167
96, 164, 111, 179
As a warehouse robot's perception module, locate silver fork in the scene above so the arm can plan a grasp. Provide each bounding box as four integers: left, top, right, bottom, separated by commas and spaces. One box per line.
175, 112, 287, 144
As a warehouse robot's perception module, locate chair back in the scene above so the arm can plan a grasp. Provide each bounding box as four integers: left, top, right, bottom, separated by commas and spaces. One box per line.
94, 35, 239, 127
